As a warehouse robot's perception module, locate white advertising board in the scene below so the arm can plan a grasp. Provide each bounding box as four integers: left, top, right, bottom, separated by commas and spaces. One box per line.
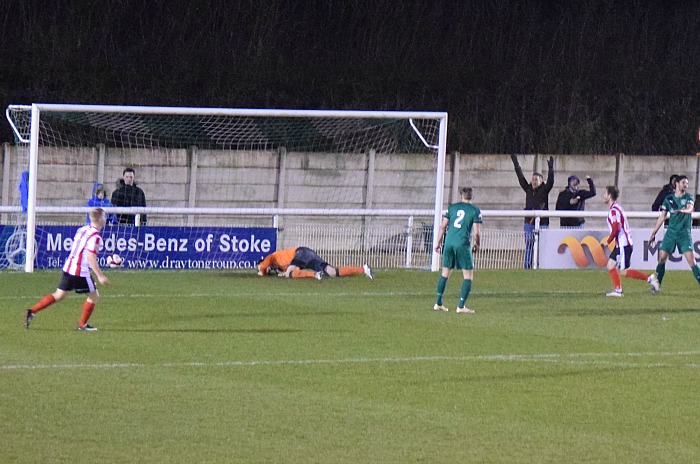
539, 229, 700, 270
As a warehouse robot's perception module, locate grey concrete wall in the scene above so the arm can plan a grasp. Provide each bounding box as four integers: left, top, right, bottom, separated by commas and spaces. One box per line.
1, 143, 698, 229
457, 152, 695, 212
458, 152, 698, 229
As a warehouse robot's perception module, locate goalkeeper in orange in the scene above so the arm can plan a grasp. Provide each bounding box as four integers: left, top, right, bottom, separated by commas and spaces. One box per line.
257, 247, 373, 280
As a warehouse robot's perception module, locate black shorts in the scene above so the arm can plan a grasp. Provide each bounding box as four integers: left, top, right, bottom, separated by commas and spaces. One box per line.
609, 245, 633, 270
290, 247, 329, 272
57, 271, 96, 294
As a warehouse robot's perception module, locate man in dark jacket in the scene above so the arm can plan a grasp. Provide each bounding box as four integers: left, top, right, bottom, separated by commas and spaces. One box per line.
511, 154, 554, 269
651, 174, 678, 213
111, 167, 147, 225
555, 175, 596, 228
651, 174, 678, 227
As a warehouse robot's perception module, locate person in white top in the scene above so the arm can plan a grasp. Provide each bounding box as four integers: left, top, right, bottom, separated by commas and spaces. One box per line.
602, 186, 658, 297
24, 208, 110, 331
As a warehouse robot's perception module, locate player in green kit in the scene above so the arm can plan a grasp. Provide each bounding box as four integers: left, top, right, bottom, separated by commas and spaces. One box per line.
648, 175, 700, 290
433, 187, 482, 314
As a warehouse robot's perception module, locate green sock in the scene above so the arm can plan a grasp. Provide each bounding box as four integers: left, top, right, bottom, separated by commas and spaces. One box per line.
436, 276, 448, 305
692, 265, 700, 286
656, 263, 666, 285
458, 279, 472, 308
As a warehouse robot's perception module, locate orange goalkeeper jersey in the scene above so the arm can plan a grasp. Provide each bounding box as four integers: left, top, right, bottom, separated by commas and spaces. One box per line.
258, 248, 298, 275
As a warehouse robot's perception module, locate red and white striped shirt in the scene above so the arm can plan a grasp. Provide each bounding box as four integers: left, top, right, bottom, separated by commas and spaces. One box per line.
62, 224, 102, 277
606, 201, 633, 247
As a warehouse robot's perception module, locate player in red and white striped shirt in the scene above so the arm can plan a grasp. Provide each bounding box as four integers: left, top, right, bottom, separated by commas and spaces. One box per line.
603, 186, 658, 297
24, 208, 110, 331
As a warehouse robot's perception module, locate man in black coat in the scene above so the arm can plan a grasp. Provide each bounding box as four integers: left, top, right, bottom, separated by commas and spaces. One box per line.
651, 174, 678, 227
111, 167, 147, 225
555, 175, 596, 228
651, 174, 678, 213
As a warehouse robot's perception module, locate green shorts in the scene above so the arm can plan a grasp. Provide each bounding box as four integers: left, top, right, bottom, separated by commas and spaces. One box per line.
441, 242, 474, 270
660, 232, 694, 255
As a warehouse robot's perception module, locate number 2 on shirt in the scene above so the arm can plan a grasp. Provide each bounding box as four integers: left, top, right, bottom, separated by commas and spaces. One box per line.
452, 210, 465, 229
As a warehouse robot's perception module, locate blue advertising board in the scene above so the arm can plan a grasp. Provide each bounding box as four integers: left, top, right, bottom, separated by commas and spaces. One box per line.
0, 225, 277, 270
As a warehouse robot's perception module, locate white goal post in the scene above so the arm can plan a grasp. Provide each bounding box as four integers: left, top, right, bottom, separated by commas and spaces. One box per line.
5, 104, 449, 272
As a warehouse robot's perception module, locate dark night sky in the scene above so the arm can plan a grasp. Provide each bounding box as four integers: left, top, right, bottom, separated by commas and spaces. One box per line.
3, 0, 700, 154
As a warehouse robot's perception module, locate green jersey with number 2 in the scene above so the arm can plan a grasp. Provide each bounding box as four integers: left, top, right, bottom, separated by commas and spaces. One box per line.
444, 202, 483, 247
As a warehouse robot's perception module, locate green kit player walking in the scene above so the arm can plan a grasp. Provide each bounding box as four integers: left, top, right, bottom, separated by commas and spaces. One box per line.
648, 175, 700, 290
433, 187, 482, 314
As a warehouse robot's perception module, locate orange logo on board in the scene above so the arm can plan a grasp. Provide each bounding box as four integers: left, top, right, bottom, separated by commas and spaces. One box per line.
558, 235, 611, 268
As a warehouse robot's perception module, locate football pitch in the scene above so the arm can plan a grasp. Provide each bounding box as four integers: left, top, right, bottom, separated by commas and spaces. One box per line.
1, 268, 699, 463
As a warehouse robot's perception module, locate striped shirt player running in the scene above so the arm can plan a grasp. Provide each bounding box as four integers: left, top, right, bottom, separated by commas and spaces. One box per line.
433, 187, 482, 313
602, 186, 659, 297
648, 175, 700, 290
24, 208, 110, 331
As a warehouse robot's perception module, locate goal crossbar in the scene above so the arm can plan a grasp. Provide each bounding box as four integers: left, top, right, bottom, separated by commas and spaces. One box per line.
7, 104, 448, 144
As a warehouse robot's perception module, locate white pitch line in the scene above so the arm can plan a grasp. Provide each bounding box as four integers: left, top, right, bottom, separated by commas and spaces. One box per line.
1, 289, 621, 301
1, 291, 431, 301
2, 351, 700, 371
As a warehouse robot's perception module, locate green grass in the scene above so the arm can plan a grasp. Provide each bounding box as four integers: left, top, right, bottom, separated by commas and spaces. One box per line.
1, 268, 699, 463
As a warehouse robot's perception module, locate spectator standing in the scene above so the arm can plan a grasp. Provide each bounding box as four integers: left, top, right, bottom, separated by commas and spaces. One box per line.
651, 174, 679, 213
511, 154, 554, 268
555, 175, 596, 228
111, 167, 147, 225
86, 183, 117, 225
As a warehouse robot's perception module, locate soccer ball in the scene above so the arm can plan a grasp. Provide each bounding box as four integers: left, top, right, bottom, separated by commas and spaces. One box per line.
106, 253, 123, 268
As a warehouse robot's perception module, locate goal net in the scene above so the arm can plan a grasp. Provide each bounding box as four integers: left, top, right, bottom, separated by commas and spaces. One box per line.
4, 104, 448, 272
